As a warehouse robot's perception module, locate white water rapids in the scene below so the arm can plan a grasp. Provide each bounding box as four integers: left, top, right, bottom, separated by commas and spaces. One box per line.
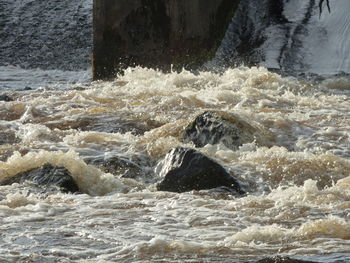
0, 0, 350, 262
0, 66, 349, 262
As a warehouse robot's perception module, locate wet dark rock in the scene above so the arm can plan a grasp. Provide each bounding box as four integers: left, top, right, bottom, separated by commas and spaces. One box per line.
23, 86, 32, 91
0, 94, 14, 102
79, 116, 159, 135
72, 86, 85, 91
85, 155, 152, 180
183, 111, 265, 150
256, 256, 318, 263
0, 129, 19, 145
156, 147, 244, 194
0, 164, 79, 193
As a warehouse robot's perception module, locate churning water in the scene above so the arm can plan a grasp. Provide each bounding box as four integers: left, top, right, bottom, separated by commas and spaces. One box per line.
0, 1, 349, 263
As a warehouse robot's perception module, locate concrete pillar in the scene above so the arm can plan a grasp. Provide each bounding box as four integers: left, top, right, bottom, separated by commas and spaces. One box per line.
93, 0, 240, 80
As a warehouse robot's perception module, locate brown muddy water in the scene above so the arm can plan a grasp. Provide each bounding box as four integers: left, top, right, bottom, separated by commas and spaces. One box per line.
0, 66, 349, 263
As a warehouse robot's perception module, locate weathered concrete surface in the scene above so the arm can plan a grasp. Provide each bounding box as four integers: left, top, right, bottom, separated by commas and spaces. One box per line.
93, 0, 240, 79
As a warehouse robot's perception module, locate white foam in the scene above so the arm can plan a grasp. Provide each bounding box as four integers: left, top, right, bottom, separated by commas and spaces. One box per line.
0, 150, 139, 196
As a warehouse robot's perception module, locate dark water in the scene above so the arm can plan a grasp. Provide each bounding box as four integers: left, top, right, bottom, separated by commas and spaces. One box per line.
0, 1, 349, 262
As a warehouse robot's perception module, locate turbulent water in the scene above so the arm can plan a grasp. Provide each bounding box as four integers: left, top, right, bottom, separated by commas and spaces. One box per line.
0, 0, 350, 263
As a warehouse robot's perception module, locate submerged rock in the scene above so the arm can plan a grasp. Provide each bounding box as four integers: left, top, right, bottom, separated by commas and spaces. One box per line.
156, 147, 244, 194
0, 129, 19, 145
86, 155, 152, 180
0, 94, 14, 102
256, 256, 317, 263
183, 111, 269, 150
45, 114, 162, 135
0, 164, 79, 193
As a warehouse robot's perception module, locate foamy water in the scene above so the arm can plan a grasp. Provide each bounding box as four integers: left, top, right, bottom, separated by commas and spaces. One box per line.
0, 66, 349, 262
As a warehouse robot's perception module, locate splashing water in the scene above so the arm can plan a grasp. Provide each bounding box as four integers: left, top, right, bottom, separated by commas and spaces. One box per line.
0, 66, 349, 262
1, 0, 350, 262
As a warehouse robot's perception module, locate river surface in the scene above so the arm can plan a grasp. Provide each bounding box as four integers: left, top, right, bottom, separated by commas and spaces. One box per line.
0, 65, 349, 263
0, 0, 350, 262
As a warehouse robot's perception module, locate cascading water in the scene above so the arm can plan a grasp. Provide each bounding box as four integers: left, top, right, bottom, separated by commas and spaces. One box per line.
210, 0, 350, 76
0, 1, 349, 263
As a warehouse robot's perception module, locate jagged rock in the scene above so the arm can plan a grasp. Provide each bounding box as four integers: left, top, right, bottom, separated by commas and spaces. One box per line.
0, 94, 13, 102
156, 147, 244, 194
256, 256, 317, 263
0, 163, 79, 193
183, 111, 266, 150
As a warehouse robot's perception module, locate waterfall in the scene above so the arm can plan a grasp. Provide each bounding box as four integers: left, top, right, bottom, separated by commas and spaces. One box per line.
210, 0, 350, 76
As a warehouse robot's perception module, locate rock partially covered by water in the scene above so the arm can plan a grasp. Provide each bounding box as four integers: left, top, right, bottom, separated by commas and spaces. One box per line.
156, 147, 244, 194
0, 94, 13, 102
256, 256, 317, 263
1, 164, 79, 193
45, 114, 162, 135
85, 154, 152, 180
183, 111, 269, 150
0, 129, 19, 145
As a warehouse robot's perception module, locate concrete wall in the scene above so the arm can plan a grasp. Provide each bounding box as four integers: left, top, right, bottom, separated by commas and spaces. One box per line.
93, 0, 240, 80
